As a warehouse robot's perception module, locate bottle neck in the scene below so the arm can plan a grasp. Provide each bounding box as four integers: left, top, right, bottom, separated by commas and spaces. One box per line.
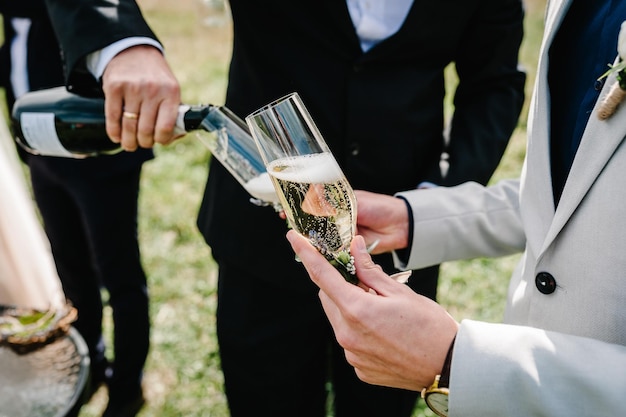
174, 104, 214, 136
183, 104, 213, 130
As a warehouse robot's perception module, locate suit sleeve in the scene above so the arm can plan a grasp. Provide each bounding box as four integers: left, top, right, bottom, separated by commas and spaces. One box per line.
0, 1, 48, 17
440, 0, 526, 186
394, 180, 525, 270
449, 320, 626, 417
43, 0, 159, 96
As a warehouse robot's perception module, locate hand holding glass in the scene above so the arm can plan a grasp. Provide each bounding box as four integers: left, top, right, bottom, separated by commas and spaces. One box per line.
246, 93, 358, 283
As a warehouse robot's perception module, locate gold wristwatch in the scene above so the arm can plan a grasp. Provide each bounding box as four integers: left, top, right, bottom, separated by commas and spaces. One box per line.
421, 374, 449, 417
421, 336, 455, 417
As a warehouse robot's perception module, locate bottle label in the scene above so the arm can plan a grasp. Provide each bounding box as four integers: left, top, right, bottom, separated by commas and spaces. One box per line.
20, 112, 74, 157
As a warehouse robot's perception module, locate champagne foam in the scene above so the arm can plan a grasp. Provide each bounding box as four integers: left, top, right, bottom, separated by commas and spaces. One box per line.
268, 153, 343, 183
244, 172, 279, 203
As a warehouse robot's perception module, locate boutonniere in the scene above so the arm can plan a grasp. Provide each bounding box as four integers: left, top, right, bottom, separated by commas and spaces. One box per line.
598, 21, 626, 120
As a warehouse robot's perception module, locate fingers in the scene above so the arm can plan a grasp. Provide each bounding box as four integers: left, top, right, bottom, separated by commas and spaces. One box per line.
348, 236, 398, 296
354, 190, 410, 254
154, 99, 182, 144
121, 104, 142, 150
105, 92, 124, 144
286, 230, 392, 295
102, 45, 181, 151
106, 92, 179, 152
286, 230, 366, 305
286, 231, 396, 302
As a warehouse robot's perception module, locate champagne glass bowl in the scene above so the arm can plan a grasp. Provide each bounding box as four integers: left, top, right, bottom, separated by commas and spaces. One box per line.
246, 93, 358, 283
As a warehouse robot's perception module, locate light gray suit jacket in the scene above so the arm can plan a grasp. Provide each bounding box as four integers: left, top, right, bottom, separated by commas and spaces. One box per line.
396, 0, 626, 415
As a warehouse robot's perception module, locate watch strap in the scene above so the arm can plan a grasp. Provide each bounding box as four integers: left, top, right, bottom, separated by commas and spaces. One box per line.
439, 334, 456, 388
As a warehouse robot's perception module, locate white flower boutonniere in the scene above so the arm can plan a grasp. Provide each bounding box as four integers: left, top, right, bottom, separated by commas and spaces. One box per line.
598, 21, 626, 120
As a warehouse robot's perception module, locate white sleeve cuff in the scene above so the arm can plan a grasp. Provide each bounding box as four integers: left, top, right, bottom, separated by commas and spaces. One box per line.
86, 37, 164, 79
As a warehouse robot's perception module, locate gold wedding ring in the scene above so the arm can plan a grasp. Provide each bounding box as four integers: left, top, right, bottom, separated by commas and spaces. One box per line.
123, 111, 139, 120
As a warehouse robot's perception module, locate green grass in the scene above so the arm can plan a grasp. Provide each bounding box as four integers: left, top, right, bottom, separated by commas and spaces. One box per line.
72, 0, 547, 415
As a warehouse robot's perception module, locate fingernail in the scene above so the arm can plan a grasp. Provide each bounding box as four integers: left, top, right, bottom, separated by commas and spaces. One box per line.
354, 236, 367, 253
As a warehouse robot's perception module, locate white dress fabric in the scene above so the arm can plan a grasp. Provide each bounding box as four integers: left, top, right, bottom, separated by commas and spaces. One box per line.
0, 117, 65, 311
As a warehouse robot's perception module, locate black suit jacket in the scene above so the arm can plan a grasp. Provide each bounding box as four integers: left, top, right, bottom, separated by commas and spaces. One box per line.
0, 0, 152, 175
45, 0, 525, 291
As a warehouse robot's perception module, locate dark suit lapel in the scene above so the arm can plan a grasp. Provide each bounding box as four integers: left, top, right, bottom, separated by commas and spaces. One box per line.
543, 70, 626, 248
320, 0, 361, 53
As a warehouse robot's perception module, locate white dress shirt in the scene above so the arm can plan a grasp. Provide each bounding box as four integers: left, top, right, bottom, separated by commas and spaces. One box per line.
9, 18, 32, 98
346, 0, 414, 51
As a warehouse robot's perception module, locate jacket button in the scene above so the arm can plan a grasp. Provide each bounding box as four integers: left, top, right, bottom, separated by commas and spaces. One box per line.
594, 78, 605, 91
349, 143, 360, 156
535, 272, 556, 294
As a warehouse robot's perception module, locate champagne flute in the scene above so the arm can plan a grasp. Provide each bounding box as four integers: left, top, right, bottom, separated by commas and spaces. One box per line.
246, 93, 359, 283
189, 105, 281, 209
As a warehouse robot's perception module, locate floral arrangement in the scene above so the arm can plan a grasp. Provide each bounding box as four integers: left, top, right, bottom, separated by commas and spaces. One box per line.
598, 21, 626, 120
0, 303, 77, 354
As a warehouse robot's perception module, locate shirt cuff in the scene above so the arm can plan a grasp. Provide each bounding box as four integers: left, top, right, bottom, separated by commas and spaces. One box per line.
393, 195, 414, 265
86, 37, 164, 79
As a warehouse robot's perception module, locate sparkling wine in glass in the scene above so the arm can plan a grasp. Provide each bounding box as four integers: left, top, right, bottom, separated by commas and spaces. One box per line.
190, 106, 281, 208
246, 93, 358, 283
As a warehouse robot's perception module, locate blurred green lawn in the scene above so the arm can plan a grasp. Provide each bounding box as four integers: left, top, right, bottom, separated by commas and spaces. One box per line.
4, 0, 548, 415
